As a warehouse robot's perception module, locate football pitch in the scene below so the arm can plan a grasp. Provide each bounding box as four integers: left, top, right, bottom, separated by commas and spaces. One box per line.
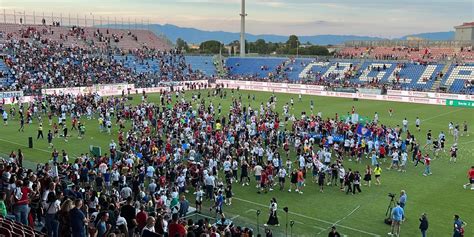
0, 89, 473, 236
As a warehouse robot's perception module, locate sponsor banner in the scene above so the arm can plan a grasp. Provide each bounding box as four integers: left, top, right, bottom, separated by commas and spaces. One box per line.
0, 91, 23, 99
446, 99, 474, 108
94, 83, 135, 96
387, 95, 403, 101
360, 93, 378, 99
333, 87, 357, 93
358, 88, 382, 95
305, 85, 325, 90
0, 95, 35, 105
42, 84, 134, 96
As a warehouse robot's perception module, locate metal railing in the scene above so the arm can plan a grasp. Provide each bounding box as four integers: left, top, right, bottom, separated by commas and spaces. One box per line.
0, 9, 152, 31
345, 39, 474, 48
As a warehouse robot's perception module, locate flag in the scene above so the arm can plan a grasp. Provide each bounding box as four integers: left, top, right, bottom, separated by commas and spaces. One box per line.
357, 124, 372, 137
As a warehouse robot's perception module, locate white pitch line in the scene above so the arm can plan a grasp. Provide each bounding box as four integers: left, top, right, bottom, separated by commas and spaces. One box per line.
230, 215, 241, 220
316, 205, 361, 235
234, 197, 379, 236
459, 139, 474, 145
422, 108, 463, 122
0, 138, 51, 153
245, 209, 258, 213
293, 220, 305, 225
312, 226, 326, 231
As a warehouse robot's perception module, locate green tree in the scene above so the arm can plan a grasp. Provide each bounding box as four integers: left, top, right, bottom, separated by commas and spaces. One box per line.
254, 39, 268, 54
199, 40, 222, 54
176, 38, 189, 51
286, 35, 300, 49
300, 45, 330, 55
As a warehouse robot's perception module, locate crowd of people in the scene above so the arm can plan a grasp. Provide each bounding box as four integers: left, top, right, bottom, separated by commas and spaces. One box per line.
0, 83, 470, 237
0, 30, 212, 94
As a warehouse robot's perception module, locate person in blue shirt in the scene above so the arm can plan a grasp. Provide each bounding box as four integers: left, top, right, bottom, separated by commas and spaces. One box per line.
96, 212, 110, 237
453, 215, 464, 237
215, 191, 225, 217
388, 203, 404, 237
69, 199, 88, 237
399, 190, 407, 209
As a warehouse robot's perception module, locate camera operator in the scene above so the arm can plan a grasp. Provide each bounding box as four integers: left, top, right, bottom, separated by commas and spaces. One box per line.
399, 190, 407, 209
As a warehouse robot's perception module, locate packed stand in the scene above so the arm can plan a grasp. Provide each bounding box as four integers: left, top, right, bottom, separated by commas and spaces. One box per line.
0, 35, 212, 94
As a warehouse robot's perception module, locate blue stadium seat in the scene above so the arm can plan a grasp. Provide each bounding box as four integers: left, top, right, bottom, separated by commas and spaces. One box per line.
226, 57, 286, 79
185, 56, 216, 76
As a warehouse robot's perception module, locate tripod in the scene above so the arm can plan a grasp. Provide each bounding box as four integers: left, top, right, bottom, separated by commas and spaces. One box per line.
284, 207, 289, 237
385, 195, 396, 219
256, 209, 261, 236
290, 220, 294, 237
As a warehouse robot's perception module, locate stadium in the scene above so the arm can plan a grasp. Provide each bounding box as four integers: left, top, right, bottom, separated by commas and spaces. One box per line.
0, 1, 473, 237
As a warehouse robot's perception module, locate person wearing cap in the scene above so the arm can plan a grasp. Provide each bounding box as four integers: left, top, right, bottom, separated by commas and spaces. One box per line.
328, 226, 341, 237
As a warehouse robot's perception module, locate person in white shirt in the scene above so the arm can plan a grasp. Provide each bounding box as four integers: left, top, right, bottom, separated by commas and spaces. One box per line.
415, 117, 421, 131
106, 120, 112, 134
402, 118, 408, 133
141, 217, 156, 235
193, 186, 204, 213
146, 165, 155, 181
223, 158, 232, 178
324, 150, 331, 165
399, 151, 408, 172
120, 186, 132, 199
43, 192, 61, 237
2, 111, 8, 125
277, 168, 287, 191
148, 179, 157, 194
389, 150, 400, 170
338, 165, 346, 190
231, 159, 239, 182
176, 173, 186, 193
298, 155, 306, 170
254, 164, 263, 188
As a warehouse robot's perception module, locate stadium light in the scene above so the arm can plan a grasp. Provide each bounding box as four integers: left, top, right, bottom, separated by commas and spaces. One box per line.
240, 0, 247, 57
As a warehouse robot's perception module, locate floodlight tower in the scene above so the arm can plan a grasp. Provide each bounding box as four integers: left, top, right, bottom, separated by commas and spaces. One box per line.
240, 0, 247, 57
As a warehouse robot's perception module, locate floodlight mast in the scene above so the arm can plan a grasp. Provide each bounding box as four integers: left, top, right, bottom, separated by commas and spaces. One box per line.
240, 0, 246, 57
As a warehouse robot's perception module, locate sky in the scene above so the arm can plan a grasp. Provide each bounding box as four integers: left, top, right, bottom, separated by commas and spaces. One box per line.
1, 0, 473, 38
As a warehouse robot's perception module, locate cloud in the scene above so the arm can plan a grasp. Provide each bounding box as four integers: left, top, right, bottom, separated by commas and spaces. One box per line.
2, 0, 472, 37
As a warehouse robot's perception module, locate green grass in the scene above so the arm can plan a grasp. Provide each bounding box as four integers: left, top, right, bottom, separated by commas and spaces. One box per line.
0, 89, 473, 237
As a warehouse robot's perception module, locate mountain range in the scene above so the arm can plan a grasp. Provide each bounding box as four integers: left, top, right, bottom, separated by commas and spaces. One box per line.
106, 23, 455, 45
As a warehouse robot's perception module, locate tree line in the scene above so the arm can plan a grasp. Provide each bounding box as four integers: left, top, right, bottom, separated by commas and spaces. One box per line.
176, 35, 331, 56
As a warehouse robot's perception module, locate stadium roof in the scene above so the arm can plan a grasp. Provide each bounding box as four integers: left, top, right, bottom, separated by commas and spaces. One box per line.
455, 22, 474, 29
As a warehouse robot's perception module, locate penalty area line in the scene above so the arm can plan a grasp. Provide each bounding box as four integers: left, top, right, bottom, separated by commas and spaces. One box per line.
316, 204, 361, 235
234, 197, 379, 236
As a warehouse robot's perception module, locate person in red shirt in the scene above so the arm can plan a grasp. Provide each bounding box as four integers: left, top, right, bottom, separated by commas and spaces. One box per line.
379, 146, 386, 162
259, 170, 268, 194
13, 180, 32, 225
423, 154, 432, 176
463, 166, 474, 190
136, 205, 148, 232
168, 213, 186, 237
